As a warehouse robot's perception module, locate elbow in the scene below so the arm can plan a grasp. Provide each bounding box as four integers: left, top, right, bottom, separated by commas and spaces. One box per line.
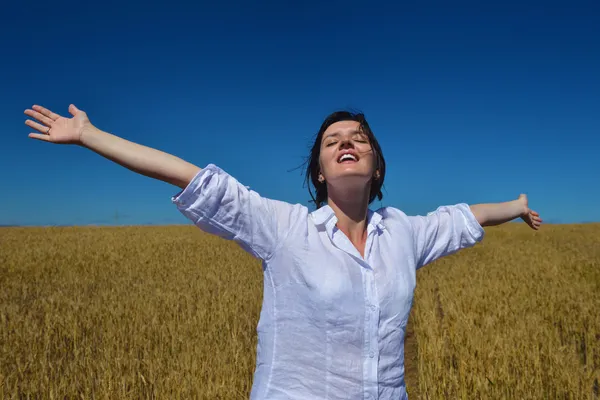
469, 205, 487, 227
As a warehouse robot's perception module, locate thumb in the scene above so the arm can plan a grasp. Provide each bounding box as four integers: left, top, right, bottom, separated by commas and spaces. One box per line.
68, 104, 81, 116
519, 193, 528, 205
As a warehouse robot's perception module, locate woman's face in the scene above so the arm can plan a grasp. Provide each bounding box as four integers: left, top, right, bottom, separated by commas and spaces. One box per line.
319, 120, 376, 191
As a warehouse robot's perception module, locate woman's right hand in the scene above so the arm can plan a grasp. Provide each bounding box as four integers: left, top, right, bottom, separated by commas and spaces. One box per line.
24, 104, 92, 145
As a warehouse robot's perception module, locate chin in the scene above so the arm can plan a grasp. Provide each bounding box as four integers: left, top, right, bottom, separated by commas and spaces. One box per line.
337, 165, 371, 177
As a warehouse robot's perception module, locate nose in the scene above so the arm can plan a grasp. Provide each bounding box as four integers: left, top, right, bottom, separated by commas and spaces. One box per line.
338, 139, 354, 149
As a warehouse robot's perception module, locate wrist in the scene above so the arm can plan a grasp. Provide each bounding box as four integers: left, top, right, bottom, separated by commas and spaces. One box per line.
516, 196, 528, 218
79, 125, 99, 147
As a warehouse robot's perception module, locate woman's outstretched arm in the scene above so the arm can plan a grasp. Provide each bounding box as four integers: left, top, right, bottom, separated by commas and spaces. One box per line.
409, 194, 542, 269
470, 194, 543, 230
24, 104, 200, 189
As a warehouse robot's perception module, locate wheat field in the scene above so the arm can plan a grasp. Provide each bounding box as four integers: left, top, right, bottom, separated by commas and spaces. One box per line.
1, 223, 598, 399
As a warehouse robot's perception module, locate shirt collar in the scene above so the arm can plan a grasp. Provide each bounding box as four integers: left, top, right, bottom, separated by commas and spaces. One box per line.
310, 204, 337, 226
310, 204, 385, 233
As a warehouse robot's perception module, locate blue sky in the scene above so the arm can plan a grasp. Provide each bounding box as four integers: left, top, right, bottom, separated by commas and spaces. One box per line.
2, 0, 599, 226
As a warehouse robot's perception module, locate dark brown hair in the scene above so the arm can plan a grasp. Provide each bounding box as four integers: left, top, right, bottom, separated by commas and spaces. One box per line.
304, 110, 386, 209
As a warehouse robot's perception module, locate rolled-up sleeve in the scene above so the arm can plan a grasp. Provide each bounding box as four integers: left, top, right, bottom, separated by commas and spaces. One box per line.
171, 164, 298, 261
408, 203, 485, 269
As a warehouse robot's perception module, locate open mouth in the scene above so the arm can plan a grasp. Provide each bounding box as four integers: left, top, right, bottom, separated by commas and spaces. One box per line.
338, 153, 359, 163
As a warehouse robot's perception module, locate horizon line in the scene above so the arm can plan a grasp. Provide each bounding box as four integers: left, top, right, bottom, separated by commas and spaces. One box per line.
2, 221, 599, 228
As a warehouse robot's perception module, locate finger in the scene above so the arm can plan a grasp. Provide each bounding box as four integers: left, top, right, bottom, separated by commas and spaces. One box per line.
28, 133, 51, 142
530, 220, 540, 228
32, 104, 61, 121
530, 210, 539, 216
25, 119, 50, 133
24, 109, 54, 126
68, 104, 80, 116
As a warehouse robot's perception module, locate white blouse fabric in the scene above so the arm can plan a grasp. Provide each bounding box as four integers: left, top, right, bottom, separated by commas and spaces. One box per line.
172, 164, 485, 400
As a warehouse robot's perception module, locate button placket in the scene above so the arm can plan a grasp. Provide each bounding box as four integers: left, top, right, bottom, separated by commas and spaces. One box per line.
363, 224, 380, 399
366, 257, 380, 399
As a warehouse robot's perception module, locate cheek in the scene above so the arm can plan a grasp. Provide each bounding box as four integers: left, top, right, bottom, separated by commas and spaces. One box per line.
319, 149, 334, 169
360, 148, 375, 165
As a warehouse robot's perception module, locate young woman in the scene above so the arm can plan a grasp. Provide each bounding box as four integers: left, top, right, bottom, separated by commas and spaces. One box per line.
24, 104, 542, 400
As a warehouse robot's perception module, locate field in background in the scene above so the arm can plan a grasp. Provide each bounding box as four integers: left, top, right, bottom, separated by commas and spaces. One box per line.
412, 223, 599, 399
1, 224, 599, 399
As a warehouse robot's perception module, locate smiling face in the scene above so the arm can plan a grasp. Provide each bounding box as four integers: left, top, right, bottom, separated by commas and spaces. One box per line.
304, 111, 386, 208
319, 120, 376, 188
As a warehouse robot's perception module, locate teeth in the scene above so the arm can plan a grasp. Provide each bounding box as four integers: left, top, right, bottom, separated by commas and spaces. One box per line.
339, 154, 357, 162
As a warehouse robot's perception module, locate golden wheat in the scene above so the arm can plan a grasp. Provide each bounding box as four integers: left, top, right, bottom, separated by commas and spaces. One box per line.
0, 223, 598, 399
413, 223, 600, 399
0, 226, 262, 399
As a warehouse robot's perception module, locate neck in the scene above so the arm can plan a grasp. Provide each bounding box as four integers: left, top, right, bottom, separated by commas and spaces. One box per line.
326, 186, 371, 243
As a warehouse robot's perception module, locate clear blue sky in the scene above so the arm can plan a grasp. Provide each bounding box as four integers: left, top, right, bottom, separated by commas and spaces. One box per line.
2, 0, 599, 226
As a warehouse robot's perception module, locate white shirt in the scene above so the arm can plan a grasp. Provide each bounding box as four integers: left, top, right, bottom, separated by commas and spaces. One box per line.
172, 164, 485, 400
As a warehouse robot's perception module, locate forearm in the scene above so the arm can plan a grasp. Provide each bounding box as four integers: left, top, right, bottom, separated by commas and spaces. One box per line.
80, 126, 200, 189
470, 198, 527, 227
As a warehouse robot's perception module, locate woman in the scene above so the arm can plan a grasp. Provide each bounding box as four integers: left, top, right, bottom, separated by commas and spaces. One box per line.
24, 104, 542, 400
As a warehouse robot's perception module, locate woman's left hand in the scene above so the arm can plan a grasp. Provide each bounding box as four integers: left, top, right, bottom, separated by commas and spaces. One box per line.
518, 194, 543, 230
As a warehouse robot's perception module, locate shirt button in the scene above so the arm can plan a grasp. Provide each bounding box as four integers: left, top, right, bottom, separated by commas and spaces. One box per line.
365, 393, 375, 400
369, 351, 375, 358
370, 305, 376, 311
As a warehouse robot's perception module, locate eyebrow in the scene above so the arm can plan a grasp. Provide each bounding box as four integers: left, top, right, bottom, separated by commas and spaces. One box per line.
323, 130, 363, 140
